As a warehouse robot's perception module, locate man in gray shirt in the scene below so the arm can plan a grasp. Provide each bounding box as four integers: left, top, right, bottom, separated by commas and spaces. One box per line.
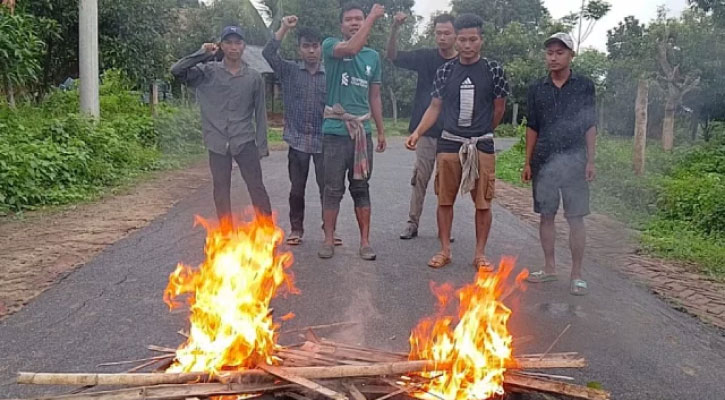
171, 25, 272, 229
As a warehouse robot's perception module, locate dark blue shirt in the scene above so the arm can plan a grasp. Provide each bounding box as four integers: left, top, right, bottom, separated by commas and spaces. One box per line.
527, 72, 597, 168
263, 39, 326, 154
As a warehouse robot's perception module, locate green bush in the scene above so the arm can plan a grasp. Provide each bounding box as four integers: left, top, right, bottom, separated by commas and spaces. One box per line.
0, 71, 202, 213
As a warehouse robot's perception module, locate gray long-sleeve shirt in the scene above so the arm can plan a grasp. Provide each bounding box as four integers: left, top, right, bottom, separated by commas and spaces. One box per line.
171, 49, 268, 157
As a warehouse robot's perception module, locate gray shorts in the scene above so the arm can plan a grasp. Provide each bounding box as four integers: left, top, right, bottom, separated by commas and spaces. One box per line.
532, 153, 590, 218
322, 134, 374, 210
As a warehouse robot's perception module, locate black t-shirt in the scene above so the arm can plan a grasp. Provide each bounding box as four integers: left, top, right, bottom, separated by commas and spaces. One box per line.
432, 58, 510, 154
526, 72, 597, 169
394, 48, 456, 138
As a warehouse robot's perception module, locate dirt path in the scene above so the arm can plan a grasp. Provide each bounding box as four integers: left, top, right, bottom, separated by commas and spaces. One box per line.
0, 161, 210, 320
494, 181, 725, 331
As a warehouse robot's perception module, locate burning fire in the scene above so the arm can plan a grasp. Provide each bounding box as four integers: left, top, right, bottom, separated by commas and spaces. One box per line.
163, 214, 298, 374
409, 257, 528, 400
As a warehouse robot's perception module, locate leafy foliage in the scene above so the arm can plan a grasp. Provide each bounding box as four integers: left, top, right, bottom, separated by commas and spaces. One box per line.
0, 71, 203, 213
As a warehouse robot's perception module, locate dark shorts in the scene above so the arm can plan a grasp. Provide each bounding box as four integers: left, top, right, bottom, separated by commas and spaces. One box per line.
532, 153, 590, 218
322, 134, 374, 210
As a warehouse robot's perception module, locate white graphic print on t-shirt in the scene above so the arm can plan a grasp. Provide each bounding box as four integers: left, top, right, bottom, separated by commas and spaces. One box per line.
459, 77, 474, 127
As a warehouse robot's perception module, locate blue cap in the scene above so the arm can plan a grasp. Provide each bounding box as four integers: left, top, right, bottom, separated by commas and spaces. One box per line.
220, 26, 245, 41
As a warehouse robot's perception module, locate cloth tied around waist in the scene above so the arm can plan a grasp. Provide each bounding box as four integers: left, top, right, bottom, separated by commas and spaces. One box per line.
441, 130, 494, 195
324, 104, 371, 180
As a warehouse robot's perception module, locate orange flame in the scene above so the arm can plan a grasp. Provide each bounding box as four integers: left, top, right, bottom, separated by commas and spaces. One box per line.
163, 214, 298, 373
409, 257, 524, 400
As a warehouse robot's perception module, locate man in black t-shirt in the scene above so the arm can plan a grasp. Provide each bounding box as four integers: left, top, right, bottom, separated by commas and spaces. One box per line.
521, 33, 598, 296
406, 14, 509, 271
387, 13, 457, 240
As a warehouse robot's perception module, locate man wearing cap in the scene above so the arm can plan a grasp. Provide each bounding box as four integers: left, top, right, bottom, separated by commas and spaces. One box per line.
522, 32, 598, 296
262, 16, 343, 246
318, 2, 387, 261
406, 14, 509, 271
171, 25, 272, 229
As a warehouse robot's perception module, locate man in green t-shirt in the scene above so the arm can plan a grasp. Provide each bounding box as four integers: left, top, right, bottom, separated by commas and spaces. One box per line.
318, 2, 387, 261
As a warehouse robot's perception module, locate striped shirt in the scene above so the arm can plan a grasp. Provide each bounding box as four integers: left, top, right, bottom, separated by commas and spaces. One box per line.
263, 39, 326, 154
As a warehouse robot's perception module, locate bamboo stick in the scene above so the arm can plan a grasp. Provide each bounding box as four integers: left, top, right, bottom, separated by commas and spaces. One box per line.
18, 354, 585, 387
259, 364, 348, 400
1, 382, 294, 400
504, 374, 610, 400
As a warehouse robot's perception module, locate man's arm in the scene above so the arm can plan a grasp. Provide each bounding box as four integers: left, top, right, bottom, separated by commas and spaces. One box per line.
583, 80, 598, 181
522, 127, 538, 183
405, 98, 442, 150
386, 12, 406, 61
522, 83, 538, 183
262, 16, 297, 77
492, 97, 506, 130
170, 44, 217, 87
333, 4, 385, 58
369, 83, 386, 152
254, 74, 269, 158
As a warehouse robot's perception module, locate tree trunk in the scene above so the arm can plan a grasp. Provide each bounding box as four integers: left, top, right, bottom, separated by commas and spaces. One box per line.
150, 82, 159, 116
633, 80, 649, 176
689, 107, 699, 141
662, 96, 676, 151
512, 103, 519, 126
388, 86, 397, 125
6, 81, 16, 109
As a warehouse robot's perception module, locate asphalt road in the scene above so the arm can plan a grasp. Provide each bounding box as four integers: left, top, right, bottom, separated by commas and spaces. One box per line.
1, 137, 723, 400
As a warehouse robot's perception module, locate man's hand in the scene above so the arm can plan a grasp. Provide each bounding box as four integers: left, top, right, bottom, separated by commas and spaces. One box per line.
202, 43, 219, 54
281, 15, 298, 29
522, 164, 532, 183
369, 4, 385, 21
405, 132, 420, 151
376, 134, 387, 153
586, 161, 596, 182
392, 12, 407, 27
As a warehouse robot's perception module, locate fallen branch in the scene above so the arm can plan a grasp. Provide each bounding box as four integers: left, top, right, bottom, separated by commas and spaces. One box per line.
260, 364, 348, 400
2, 382, 294, 400
505, 374, 610, 400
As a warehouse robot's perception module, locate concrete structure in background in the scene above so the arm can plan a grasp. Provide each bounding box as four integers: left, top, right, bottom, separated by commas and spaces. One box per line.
79, 0, 100, 117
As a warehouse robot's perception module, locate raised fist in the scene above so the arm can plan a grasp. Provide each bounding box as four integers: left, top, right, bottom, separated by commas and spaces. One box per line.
393, 12, 407, 26
369, 4, 385, 21
282, 16, 298, 29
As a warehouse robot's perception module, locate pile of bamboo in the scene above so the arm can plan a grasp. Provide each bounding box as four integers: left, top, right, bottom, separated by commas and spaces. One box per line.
9, 326, 610, 400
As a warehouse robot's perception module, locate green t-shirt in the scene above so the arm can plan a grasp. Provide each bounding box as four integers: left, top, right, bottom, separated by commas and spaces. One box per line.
322, 37, 382, 136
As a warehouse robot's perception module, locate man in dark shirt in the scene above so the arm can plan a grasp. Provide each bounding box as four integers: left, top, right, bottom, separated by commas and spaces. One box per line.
406, 14, 509, 271
386, 12, 457, 240
171, 26, 271, 232
522, 33, 597, 296
263, 17, 342, 246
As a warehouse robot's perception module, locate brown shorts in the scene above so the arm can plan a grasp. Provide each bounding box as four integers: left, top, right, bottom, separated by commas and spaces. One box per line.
434, 151, 496, 210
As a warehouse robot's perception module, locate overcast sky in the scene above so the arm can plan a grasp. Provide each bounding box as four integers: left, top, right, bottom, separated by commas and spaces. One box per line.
413, 0, 689, 51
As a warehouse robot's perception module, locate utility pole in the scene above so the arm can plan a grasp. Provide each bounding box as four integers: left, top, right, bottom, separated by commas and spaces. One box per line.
79, 0, 100, 117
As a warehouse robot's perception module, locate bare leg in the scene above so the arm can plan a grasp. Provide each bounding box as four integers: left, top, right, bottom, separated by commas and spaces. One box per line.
323, 209, 339, 246
540, 215, 557, 273
437, 205, 454, 257
474, 209, 493, 259
355, 207, 371, 248
567, 216, 586, 280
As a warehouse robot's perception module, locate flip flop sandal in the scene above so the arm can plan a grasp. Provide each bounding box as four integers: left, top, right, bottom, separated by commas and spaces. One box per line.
359, 246, 377, 261
473, 257, 494, 272
570, 279, 589, 296
317, 243, 334, 259
286, 233, 302, 246
526, 270, 558, 283
428, 252, 452, 269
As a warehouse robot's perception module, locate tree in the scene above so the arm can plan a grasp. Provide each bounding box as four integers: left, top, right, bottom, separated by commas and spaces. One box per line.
0, 7, 56, 107
450, 0, 548, 30
568, 0, 612, 51
689, 0, 725, 25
